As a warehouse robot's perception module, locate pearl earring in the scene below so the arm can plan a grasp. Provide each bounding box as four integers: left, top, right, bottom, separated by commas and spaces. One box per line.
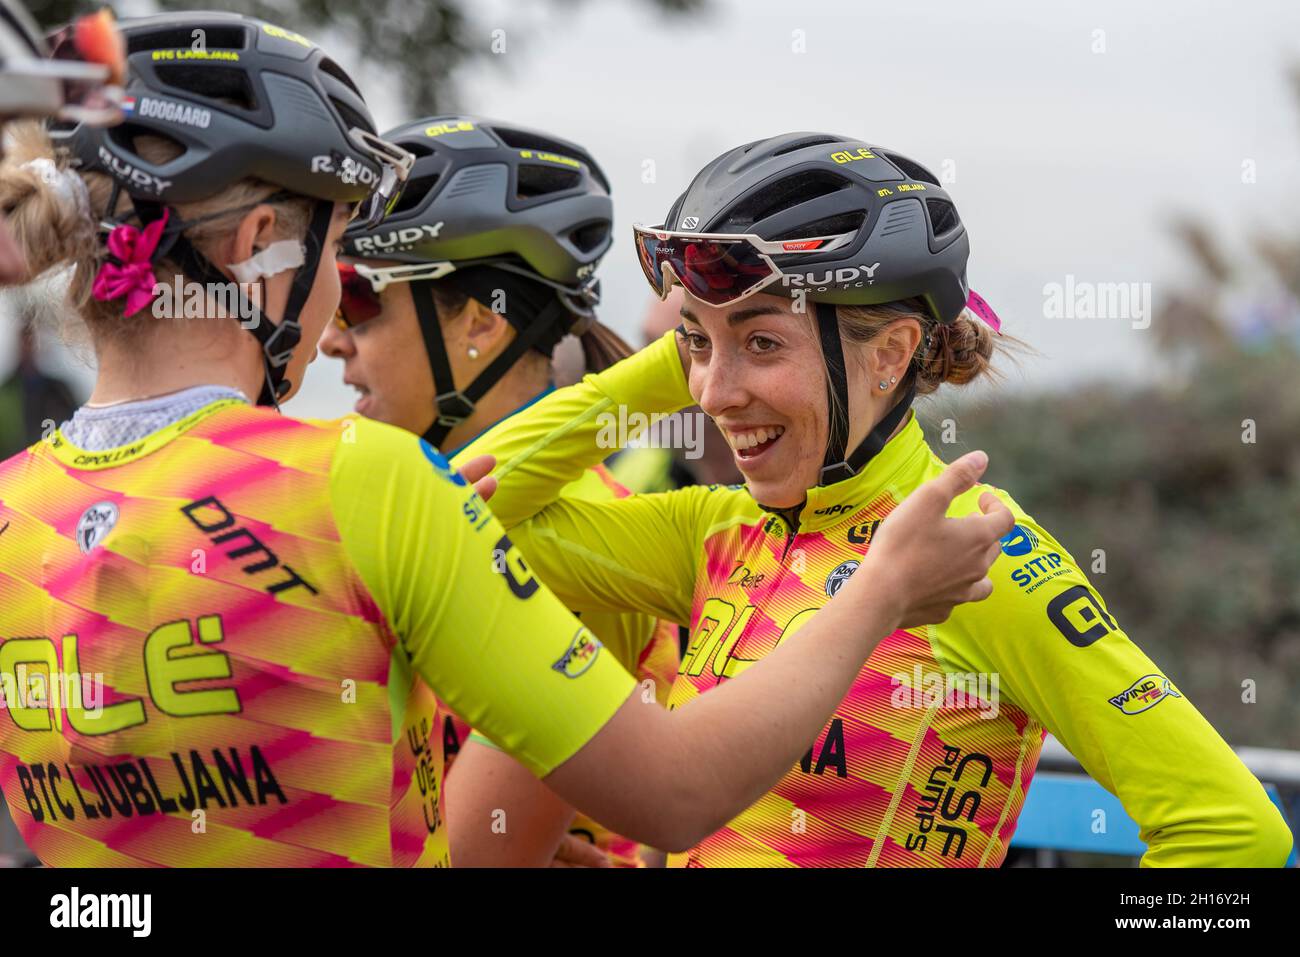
468, 346, 480, 360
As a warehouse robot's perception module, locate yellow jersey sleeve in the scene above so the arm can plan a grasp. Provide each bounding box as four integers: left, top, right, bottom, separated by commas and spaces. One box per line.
455, 330, 693, 530
451, 330, 703, 626
327, 415, 636, 778
939, 486, 1293, 867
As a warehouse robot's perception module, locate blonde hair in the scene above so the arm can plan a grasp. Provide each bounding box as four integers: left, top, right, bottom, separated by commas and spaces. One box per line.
0, 121, 311, 350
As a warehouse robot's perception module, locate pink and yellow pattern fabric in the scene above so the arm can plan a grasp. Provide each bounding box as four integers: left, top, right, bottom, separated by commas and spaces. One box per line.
0, 400, 635, 867
666, 495, 1044, 868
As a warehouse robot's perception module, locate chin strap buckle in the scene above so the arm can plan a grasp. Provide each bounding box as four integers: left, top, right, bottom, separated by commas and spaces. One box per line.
260, 317, 302, 369
819, 461, 857, 486
434, 390, 476, 428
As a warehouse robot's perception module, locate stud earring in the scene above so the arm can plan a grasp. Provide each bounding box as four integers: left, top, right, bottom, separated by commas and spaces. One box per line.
878, 381, 889, 390
468, 346, 480, 360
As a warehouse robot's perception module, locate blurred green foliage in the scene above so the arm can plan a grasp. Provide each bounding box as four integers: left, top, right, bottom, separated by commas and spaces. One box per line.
26, 0, 708, 115
933, 346, 1299, 749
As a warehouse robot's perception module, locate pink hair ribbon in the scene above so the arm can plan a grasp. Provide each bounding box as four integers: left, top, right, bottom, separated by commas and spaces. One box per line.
966, 289, 1002, 333
92, 209, 170, 317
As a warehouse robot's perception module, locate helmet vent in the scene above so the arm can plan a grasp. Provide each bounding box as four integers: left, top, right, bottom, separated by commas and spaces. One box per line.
153, 64, 258, 112
722, 170, 851, 231
388, 174, 441, 215
881, 152, 940, 186
402, 141, 435, 158
319, 58, 362, 97
926, 199, 960, 235
495, 127, 577, 157
568, 220, 610, 253
329, 96, 374, 135
771, 136, 839, 157
127, 25, 248, 53
779, 211, 866, 240
517, 164, 580, 199
106, 122, 186, 162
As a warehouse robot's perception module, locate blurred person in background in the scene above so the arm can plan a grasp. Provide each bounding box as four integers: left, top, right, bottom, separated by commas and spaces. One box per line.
605, 288, 741, 494
322, 115, 681, 867
0, 320, 78, 457
0, 1, 124, 283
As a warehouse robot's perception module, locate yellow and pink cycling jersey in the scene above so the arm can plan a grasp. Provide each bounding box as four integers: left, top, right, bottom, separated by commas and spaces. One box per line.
462, 332, 1294, 868
0, 399, 634, 867
442, 462, 679, 867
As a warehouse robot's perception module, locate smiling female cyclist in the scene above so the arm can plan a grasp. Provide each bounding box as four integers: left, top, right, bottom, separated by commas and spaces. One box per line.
449, 132, 1294, 867
322, 114, 680, 867
0, 15, 1011, 867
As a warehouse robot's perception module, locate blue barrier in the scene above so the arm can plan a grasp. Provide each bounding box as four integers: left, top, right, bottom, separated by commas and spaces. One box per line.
1011, 772, 1298, 866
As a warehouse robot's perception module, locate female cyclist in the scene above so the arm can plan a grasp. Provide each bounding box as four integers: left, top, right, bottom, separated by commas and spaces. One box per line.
448, 132, 1294, 867
0, 16, 1010, 867
322, 114, 679, 867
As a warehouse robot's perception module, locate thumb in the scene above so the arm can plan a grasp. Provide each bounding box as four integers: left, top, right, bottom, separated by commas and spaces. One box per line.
474, 475, 498, 502
925, 450, 989, 505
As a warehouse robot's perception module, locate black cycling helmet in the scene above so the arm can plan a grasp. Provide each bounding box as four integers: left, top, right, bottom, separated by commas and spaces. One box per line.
51, 11, 413, 406
639, 132, 997, 485
658, 132, 970, 323
342, 115, 613, 447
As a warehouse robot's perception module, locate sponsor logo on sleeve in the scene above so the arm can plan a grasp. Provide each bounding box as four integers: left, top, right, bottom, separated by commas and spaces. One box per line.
418, 439, 466, 486
1108, 674, 1182, 715
1047, 584, 1117, 647
552, 628, 603, 678
999, 524, 1039, 556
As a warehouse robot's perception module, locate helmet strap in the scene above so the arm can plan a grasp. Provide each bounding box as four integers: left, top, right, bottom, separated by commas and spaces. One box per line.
411, 279, 563, 449
815, 301, 918, 485
132, 195, 334, 409
816, 301, 853, 484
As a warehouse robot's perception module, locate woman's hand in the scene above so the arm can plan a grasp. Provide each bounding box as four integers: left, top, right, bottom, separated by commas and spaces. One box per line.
856, 450, 1013, 629
548, 833, 613, 868
456, 454, 498, 501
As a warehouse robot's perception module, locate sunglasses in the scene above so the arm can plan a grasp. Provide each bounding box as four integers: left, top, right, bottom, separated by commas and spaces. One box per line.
633, 224, 854, 307
42, 11, 127, 126
346, 128, 416, 231
334, 260, 458, 329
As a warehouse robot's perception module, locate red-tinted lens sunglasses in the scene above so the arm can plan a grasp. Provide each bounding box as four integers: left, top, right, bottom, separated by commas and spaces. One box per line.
335, 262, 382, 329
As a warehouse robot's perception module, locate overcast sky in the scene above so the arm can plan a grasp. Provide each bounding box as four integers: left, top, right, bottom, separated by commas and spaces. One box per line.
7, 0, 1298, 420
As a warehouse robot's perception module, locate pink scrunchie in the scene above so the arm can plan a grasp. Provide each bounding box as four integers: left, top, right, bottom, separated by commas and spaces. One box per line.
92, 209, 169, 317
